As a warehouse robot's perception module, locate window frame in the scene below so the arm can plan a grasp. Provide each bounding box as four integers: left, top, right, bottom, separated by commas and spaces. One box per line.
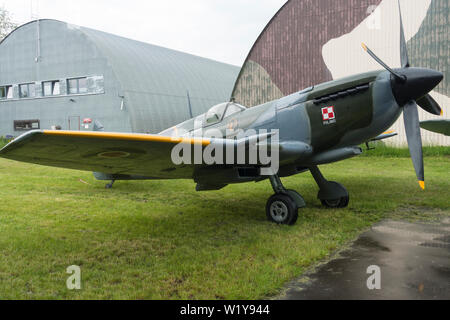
14, 119, 40, 131
204, 102, 228, 127
43, 80, 61, 96
0, 86, 13, 100
67, 77, 88, 95
223, 103, 246, 119
203, 102, 246, 127
6, 85, 13, 99
0, 86, 7, 100
19, 83, 36, 99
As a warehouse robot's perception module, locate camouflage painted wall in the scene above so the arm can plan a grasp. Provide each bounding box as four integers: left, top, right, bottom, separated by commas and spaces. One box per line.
231, 0, 449, 146
408, 0, 448, 97
232, 0, 382, 106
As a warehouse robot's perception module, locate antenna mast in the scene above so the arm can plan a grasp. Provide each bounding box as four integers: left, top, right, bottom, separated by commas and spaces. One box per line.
31, 0, 40, 62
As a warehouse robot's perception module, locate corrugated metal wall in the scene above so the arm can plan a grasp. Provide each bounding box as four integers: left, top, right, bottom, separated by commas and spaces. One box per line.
81, 26, 240, 133
0, 20, 127, 135
0, 20, 240, 136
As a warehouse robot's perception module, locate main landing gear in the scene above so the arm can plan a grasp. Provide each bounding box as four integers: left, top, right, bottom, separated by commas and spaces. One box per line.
309, 166, 349, 208
266, 166, 349, 225
266, 175, 306, 225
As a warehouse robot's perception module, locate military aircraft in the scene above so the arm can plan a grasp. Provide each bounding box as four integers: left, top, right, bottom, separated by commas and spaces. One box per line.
0, 2, 444, 225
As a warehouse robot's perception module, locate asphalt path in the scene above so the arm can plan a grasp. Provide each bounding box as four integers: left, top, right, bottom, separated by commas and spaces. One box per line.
279, 219, 450, 300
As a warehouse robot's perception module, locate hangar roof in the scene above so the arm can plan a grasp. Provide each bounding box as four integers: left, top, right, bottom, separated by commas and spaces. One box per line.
78, 22, 240, 132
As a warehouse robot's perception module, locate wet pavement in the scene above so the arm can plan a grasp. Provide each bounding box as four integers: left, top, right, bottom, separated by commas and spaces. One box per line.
279, 219, 450, 300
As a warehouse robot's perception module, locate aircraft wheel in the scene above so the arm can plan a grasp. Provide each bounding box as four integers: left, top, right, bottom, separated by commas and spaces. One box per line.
338, 195, 350, 208
321, 195, 349, 209
266, 193, 298, 225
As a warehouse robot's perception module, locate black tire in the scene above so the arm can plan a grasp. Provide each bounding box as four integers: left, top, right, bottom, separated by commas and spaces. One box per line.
321, 195, 349, 208
266, 193, 298, 225
338, 195, 350, 208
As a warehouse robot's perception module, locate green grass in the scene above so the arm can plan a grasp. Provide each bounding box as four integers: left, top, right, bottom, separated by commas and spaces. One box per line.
0, 155, 448, 300
0, 137, 10, 148
360, 144, 450, 158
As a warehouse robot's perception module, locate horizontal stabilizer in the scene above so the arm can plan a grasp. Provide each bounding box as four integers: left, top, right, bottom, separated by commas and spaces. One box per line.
420, 120, 450, 136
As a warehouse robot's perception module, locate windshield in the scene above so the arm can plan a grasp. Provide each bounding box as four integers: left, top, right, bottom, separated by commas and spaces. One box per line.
205, 103, 228, 125
204, 102, 245, 126
224, 103, 245, 118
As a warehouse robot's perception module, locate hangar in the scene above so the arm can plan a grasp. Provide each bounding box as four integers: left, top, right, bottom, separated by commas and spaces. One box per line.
0, 19, 240, 137
1, 1, 447, 146
232, 0, 449, 146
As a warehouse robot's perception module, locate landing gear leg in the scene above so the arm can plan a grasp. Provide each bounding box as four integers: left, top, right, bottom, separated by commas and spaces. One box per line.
105, 180, 115, 189
309, 166, 349, 208
266, 175, 305, 225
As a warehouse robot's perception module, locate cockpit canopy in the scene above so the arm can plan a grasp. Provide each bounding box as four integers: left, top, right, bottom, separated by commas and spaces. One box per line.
204, 102, 246, 126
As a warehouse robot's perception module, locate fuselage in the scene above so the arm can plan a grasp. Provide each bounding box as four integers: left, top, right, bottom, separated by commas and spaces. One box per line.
163, 69, 402, 159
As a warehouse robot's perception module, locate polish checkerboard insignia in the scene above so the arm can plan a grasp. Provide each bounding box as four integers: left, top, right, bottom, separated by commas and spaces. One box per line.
322, 106, 336, 125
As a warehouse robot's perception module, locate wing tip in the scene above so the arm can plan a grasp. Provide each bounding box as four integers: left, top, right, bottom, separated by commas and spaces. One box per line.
0, 130, 43, 156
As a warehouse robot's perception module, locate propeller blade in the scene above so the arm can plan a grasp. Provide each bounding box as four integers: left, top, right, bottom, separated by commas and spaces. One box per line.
398, 0, 410, 68
403, 101, 425, 189
362, 43, 406, 82
416, 94, 443, 116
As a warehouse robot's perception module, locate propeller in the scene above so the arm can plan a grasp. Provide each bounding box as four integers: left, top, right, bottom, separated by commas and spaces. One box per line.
417, 94, 443, 116
361, 43, 405, 83
403, 101, 424, 189
398, 0, 409, 69
361, 0, 444, 190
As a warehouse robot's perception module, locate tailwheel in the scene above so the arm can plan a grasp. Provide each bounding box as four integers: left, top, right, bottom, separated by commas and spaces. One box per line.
266, 193, 298, 225
321, 195, 349, 209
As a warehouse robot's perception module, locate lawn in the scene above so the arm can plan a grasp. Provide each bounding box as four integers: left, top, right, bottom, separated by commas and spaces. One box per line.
0, 147, 448, 299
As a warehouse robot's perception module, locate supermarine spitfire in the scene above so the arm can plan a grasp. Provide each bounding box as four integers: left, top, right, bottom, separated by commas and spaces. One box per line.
0, 2, 444, 225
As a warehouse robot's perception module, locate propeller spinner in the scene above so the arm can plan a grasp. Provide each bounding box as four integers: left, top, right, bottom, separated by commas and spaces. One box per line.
362, 0, 444, 190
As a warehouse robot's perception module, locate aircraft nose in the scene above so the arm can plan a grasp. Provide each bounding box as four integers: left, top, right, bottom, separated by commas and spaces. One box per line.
391, 68, 443, 106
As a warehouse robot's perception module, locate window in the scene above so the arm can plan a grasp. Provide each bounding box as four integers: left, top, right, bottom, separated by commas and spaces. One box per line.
0, 86, 12, 100
43, 81, 61, 96
203, 102, 246, 126
204, 102, 228, 126
7, 86, 13, 99
19, 83, 36, 98
14, 120, 40, 131
224, 103, 245, 119
67, 79, 78, 94
67, 77, 88, 94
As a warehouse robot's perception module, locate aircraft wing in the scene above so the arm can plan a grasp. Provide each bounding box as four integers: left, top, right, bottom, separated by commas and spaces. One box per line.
0, 130, 277, 179
420, 120, 450, 136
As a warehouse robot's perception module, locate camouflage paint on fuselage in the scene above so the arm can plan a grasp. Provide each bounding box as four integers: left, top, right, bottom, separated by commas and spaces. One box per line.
304, 71, 380, 151
168, 69, 396, 160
